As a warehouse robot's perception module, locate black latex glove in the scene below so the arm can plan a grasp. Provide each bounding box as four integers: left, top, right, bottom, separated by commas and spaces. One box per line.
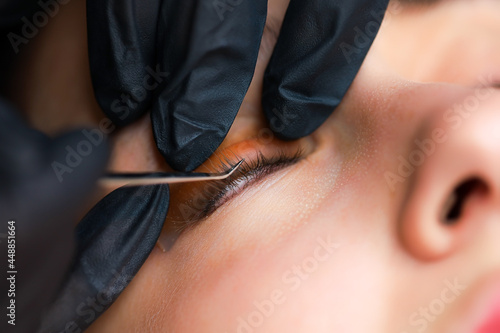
0, 101, 170, 333
0, 2, 169, 332
262, 0, 389, 139
38, 184, 169, 333
88, 0, 389, 172
0, 100, 108, 333
87, 0, 267, 172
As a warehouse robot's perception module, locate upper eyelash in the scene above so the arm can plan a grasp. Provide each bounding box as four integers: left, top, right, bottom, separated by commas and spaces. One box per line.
204, 151, 303, 214
172, 149, 304, 231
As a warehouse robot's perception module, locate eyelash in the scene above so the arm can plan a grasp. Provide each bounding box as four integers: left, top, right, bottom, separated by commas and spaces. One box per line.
174, 149, 304, 230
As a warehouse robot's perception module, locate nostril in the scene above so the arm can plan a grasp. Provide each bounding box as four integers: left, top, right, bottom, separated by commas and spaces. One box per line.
442, 177, 488, 224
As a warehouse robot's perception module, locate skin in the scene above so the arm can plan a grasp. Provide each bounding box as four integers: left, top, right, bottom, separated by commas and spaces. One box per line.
10, 0, 500, 332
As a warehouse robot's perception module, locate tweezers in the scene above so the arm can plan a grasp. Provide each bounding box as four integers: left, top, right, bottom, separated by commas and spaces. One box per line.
98, 159, 244, 187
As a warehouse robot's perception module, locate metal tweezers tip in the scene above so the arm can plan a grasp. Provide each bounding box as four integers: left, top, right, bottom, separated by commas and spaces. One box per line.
99, 158, 245, 186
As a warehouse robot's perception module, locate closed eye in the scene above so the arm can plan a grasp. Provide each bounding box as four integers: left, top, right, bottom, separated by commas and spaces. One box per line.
172, 149, 304, 230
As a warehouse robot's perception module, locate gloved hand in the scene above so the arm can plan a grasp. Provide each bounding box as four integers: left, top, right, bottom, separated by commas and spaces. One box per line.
0, 100, 106, 332
37, 184, 170, 333
87, 0, 389, 172
262, 0, 389, 139
0, 101, 170, 333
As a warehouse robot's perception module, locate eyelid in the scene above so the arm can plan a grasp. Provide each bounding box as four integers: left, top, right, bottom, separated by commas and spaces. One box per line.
174, 149, 304, 229
204, 150, 304, 215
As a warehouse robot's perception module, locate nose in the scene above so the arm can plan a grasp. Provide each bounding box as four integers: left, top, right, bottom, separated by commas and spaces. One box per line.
400, 88, 500, 261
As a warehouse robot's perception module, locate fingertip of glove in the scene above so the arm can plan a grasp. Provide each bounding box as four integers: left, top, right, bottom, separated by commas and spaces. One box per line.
261, 0, 389, 140
151, 101, 231, 172
100, 98, 151, 128
157, 135, 218, 172
262, 91, 338, 141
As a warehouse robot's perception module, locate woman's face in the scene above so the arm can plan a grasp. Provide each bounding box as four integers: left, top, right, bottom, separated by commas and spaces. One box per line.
18, 0, 500, 332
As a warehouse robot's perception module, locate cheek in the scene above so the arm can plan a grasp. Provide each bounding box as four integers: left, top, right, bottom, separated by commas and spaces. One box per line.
148, 171, 397, 332
153, 216, 395, 333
